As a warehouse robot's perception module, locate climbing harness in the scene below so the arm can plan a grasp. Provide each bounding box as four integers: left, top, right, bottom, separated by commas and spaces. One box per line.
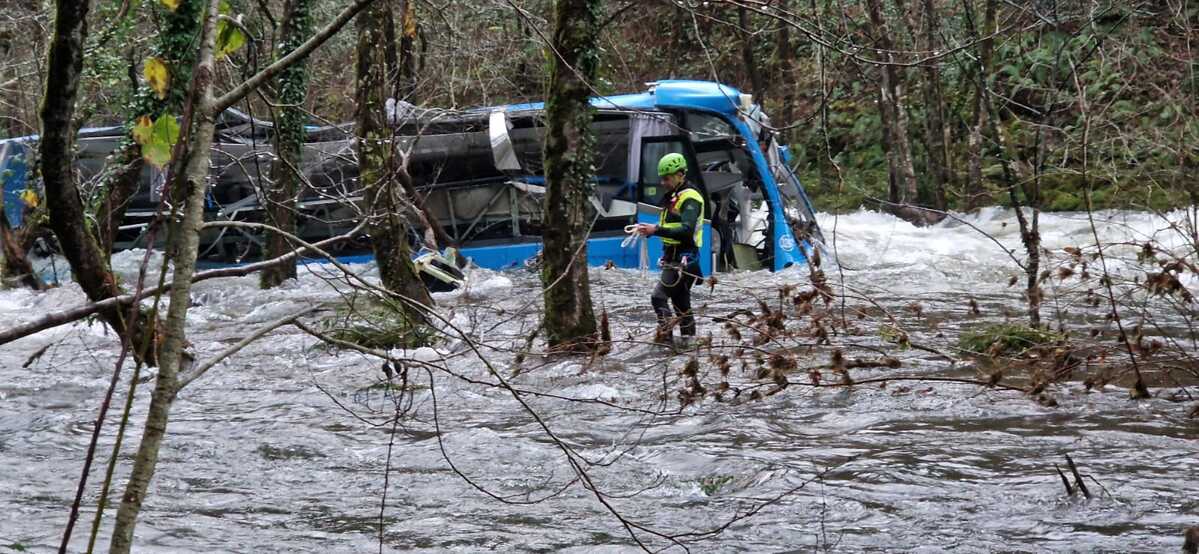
657, 255, 700, 287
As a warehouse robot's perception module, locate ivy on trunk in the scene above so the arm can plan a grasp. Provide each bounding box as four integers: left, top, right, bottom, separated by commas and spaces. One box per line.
261, 0, 314, 289
539, 0, 600, 350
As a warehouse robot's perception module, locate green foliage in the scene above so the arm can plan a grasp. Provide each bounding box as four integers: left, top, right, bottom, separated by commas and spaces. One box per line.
215, 1, 247, 59
215, 20, 247, 59
1046, 190, 1081, 212
120, 0, 203, 137
787, 5, 1195, 214
959, 324, 1064, 356
697, 474, 733, 496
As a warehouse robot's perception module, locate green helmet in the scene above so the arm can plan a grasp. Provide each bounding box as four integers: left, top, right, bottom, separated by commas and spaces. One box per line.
657, 152, 687, 177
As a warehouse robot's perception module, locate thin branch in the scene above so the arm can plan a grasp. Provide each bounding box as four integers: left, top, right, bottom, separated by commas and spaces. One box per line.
0, 221, 363, 346
213, 0, 377, 113
176, 305, 320, 389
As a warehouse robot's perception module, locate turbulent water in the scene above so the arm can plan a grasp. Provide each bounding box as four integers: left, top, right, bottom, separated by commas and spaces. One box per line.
1, 208, 1196, 552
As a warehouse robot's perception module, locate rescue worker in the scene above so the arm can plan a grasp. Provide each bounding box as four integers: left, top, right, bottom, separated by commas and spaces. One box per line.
634, 152, 705, 347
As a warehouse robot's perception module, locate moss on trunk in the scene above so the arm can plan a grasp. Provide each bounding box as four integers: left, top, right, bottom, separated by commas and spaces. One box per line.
540, 0, 601, 350
356, 0, 433, 320
261, 0, 314, 289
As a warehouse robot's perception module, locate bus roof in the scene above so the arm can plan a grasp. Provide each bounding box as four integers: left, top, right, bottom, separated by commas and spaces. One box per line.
503, 80, 745, 116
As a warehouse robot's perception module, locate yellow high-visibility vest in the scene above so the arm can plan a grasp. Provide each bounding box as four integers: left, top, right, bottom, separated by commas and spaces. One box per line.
658, 187, 704, 248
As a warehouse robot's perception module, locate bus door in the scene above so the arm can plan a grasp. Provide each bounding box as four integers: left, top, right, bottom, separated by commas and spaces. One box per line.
635, 136, 712, 276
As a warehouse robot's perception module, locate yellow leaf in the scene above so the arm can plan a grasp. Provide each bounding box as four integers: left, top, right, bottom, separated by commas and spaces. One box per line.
159, 0, 180, 11
142, 114, 181, 169
132, 115, 154, 145
19, 189, 39, 208
402, 8, 417, 39
143, 57, 170, 100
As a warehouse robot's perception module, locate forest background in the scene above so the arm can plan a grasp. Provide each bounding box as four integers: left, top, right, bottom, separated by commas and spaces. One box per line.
3, 0, 1195, 217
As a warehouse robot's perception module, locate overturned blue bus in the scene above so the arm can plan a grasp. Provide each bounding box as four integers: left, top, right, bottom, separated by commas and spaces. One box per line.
1, 80, 822, 277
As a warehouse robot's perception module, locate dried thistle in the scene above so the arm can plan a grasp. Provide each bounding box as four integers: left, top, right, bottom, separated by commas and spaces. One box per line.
772, 370, 790, 388
988, 370, 1004, 386
1138, 242, 1156, 264
595, 309, 612, 356
712, 354, 731, 377
769, 353, 797, 372
757, 299, 772, 317
906, 302, 924, 317
780, 283, 795, 299
724, 322, 742, 341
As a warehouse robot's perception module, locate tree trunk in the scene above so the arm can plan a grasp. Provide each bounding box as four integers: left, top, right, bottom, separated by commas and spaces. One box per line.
923, 0, 949, 210
810, 0, 833, 191
261, 0, 314, 289
103, 0, 379, 547
109, 1, 221, 550
777, 0, 795, 143
95, 0, 203, 254
396, 0, 417, 101
739, 5, 765, 102
380, 0, 453, 251
965, 0, 1040, 327
900, 0, 949, 210
867, 0, 919, 206
540, 0, 599, 350
965, 0, 995, 210
1, 28, 22, 138
357, 0, 433, 318
39, 0, 161, 365
0, 209, 42, 290
669, 4, 683, 78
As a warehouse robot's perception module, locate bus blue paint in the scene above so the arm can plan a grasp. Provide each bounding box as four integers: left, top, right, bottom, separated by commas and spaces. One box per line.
505, 80, 744, 115
729, 116, 804, 271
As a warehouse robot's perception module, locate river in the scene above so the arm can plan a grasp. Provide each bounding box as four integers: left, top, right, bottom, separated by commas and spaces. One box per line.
1, 208, 1196, 552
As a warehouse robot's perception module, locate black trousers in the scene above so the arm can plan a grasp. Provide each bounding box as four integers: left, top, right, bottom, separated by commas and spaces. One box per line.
651, 249, 701, 336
